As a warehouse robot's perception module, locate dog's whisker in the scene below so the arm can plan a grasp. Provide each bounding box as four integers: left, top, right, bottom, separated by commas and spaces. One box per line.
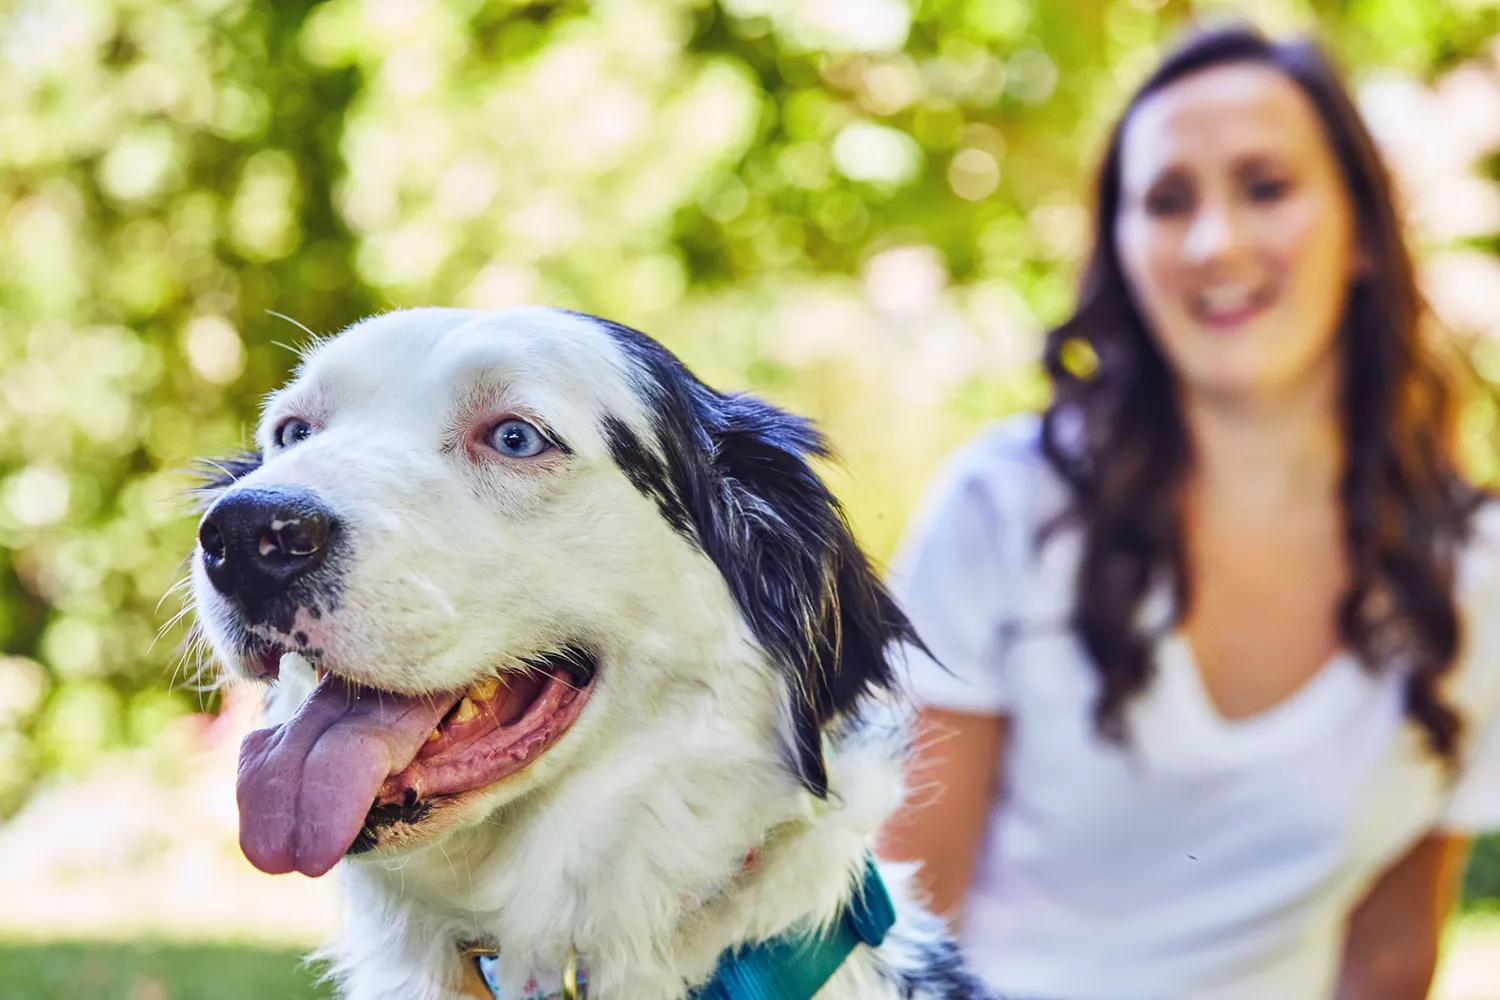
166, 627, 206, 695
155, 573, 195, 615
195, 458, 236, 481
264, 309, 320, 343
153, 603, 197, 649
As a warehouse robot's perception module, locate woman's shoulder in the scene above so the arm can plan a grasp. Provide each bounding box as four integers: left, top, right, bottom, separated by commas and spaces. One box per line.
927, 412, 1067, 514
1459, 497, 1500, 595
895, 413, 1065, 573
1449, 497, 1500, 708
964, 410, 1047, 462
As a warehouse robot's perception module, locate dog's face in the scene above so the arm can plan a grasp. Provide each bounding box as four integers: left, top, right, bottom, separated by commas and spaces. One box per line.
190, 307, 912, 879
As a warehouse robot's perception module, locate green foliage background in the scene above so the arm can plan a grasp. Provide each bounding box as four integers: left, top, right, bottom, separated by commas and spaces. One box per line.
1, 0, 1498, 888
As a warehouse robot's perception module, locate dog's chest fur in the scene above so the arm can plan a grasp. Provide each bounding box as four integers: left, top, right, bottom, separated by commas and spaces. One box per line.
315, 704, 979, 1000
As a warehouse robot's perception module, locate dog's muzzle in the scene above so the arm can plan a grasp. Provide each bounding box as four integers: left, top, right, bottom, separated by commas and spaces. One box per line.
199, 486, 340, 610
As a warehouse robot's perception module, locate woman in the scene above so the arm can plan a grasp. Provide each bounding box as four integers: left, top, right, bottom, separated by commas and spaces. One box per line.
880, 24, 1500, 1000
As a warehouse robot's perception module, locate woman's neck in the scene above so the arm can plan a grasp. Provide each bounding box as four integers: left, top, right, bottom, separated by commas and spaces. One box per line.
1180, 370, 1346, 519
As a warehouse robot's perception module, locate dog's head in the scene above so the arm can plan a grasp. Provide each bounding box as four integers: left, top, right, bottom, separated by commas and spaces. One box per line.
189, 307, 915, 877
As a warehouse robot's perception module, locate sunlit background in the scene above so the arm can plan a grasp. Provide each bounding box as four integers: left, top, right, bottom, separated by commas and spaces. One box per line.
2, 0, 1499, 996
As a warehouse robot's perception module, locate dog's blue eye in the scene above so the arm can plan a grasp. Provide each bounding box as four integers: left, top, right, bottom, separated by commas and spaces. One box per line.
487, 419, 550, 458
276, 417, 314, 448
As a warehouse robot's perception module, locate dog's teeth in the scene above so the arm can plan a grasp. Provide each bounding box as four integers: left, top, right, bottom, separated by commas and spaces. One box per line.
469, 678, 499, 702
452, 697, 480, 724
426, 727, 441, 743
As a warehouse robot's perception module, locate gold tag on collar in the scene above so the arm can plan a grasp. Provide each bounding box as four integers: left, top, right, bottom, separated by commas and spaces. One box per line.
562, 944, 584, 1000
458, 940, 586, 1000
459, 940, 500, 960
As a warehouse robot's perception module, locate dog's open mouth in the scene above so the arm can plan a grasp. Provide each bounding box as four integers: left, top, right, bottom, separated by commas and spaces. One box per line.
236, 650, 595, 878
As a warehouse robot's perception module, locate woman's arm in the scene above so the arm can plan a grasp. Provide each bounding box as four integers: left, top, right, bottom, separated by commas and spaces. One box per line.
877, 706, 1008, 926
1335, 832, 1472, 1000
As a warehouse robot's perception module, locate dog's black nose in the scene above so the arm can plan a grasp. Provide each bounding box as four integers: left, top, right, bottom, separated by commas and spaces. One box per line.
199, 487, 339, 604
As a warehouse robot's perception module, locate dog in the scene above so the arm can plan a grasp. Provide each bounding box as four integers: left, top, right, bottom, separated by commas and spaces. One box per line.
188, 307, 991, 1000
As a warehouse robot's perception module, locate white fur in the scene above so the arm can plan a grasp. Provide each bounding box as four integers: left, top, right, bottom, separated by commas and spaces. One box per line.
191, 307, 972, 1000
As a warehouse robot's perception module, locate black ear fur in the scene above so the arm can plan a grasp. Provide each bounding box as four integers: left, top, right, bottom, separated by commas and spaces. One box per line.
591, 316, 919, 797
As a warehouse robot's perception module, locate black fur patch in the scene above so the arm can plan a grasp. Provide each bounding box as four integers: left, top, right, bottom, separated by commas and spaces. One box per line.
216, 538, 346, 638
880, 927, 995, 999
348, 798, 434, 856
526, 645, 597, 687
601, 415, 693, 538
584, 313, 921, 798
188, 450, 264, 508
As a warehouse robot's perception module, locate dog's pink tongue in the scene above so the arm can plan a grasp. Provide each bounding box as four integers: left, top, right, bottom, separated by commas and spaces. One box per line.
236, 675, 452, 877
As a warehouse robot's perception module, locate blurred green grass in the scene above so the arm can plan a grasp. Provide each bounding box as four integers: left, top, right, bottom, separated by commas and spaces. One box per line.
0, 941, 331, 1000
1, 917, 1498, 1000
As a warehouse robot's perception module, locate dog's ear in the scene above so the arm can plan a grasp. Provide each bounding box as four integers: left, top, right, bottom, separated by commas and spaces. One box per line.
591, 315, 919, 797
695, 395, 918, 797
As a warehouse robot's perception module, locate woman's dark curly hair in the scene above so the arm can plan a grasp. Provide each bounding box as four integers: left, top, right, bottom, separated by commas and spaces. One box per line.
1039, 24, 1489, 762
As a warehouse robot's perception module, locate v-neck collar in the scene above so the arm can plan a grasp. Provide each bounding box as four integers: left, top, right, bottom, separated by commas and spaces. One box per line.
1163, 632, 1357, 738
1126, 632, 1373, 774
1124, 580, 1371, 769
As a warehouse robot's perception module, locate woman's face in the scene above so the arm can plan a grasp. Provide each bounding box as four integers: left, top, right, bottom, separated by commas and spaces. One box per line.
1115, 62, 1360, 405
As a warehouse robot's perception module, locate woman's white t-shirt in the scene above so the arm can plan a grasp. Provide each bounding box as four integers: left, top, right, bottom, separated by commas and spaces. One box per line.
890, 415, 1500, 1000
